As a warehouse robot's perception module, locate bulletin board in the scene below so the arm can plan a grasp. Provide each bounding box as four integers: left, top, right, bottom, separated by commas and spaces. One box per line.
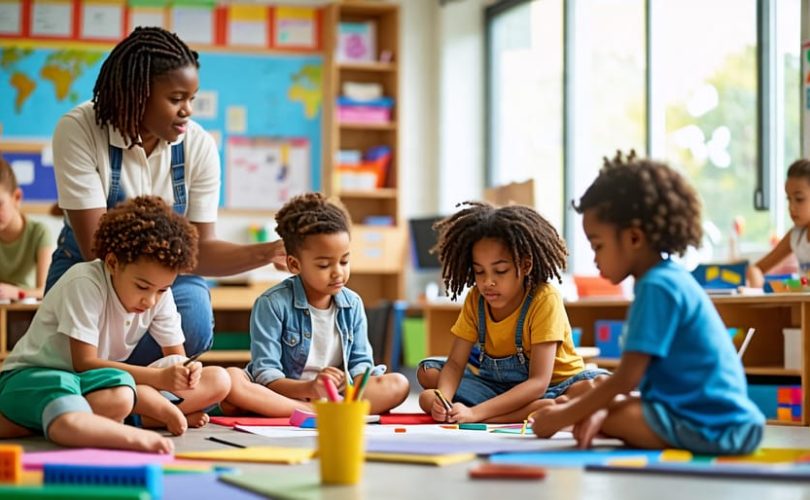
0, 0, 323, 210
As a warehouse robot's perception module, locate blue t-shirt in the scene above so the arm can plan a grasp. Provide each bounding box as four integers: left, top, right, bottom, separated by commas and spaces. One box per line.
624, 259, 764, 432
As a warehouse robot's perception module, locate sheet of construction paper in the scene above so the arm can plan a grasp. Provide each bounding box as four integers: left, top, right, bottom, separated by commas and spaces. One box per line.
365, 451, 476, 466
586, 462, 810, 481
210, 416, 291, 427
489, 448, 665, 467
716, 448, 810, 464
176, 446, 315, 464
23, 448, 175, 470
364, 439, 573, 456
165, 472, 265, 499
234, 425, 318, 438
378, 413, 436, 425
220, 471, 321, 500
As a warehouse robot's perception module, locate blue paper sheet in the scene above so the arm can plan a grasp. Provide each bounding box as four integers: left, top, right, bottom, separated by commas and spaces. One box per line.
164, 473, 264, 500
489, 449, 663, 467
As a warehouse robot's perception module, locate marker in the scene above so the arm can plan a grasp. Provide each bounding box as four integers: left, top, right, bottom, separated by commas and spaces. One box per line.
321, 375, 341, 402
205, 436, 246, 448
433, 389, 452, 411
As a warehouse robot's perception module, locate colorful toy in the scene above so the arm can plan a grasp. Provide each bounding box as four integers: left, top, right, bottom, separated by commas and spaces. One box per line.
0, 444, 21, 483
691, 261, 747, 290
43, 464, 161, 500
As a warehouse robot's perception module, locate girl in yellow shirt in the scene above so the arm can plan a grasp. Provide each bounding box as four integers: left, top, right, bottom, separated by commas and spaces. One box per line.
417, 202, 608, 423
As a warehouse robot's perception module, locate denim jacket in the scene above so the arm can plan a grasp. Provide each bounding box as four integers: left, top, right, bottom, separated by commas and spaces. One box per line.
245, 275, 386, 386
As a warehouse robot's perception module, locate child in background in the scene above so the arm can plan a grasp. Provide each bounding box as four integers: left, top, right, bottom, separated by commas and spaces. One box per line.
0, 155, 53, 300
0, 196, 231, 442
417, 202, 608, 424
748, 159, 810, 286
534, 152, 764, 454
223, 193, 409, 416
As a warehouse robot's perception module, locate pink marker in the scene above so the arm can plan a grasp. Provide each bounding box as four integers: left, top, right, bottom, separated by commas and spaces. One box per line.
321, 375, 341, 402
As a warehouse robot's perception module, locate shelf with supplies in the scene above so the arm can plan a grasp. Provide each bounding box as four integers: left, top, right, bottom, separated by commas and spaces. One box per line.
0, 302, 39, 361
323, 1, 403, 306
421, 294, 810, 426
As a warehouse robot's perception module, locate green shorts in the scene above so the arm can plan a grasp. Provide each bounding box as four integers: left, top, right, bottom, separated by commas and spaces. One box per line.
0, 367, 136, 438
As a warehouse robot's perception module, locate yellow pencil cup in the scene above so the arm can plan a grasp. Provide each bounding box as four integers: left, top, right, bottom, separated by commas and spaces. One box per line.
314, 399, 370, 485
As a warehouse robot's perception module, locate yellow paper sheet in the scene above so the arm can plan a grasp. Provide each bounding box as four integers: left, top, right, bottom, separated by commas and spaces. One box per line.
365, 452, 476, 466
176, 446, 315, 464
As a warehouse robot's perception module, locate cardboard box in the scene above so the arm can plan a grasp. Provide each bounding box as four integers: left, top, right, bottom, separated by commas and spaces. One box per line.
350, 225, 406, 273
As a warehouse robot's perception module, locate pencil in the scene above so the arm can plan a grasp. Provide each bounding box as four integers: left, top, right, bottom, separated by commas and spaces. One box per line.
205, 436, 246, 448
183, 352, 202, 366
433, 389, 453, 411
354, 366, 372, 401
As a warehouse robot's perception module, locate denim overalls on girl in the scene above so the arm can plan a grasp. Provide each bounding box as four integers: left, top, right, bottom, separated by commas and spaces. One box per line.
44, 142, 213, 366
421, 290, 608, 405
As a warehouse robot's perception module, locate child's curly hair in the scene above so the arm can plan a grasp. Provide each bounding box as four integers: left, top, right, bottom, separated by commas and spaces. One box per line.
787, 158, 810, 182
0, 154, 17, 194
432, 201, 567, 300
93, 195, 198, 271
573, 150, 702, 256
275, 192, 351, 256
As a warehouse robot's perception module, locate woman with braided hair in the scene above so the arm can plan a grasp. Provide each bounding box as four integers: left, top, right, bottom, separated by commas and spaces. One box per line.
416, 201, 608, 424
48, 27, 285, 366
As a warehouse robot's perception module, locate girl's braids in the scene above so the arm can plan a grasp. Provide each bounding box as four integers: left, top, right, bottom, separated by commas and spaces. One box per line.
93, 195, 198, 272
573, 150, 703, 256
274, 192, 351, 256
92, 26, 199, 148
432, 201, 568, 300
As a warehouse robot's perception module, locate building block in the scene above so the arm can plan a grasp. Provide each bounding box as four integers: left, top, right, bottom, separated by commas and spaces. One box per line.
777, 406, 793, 422
0, 485, 149, 499
0, 444, 22, 483
43, 463, 161, 500
594, 320, 623, 359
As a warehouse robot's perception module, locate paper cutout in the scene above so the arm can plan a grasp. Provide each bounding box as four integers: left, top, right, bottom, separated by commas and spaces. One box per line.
166, 472, 265, 499
365, 452, 475, 466
378, 413, 436, 425
176, 446, 314, 464
23, 448, 175, 470
587, 462, 810, 481
220, 472, 320, 500
210, 416, 290, 427
489, 448, 668, 467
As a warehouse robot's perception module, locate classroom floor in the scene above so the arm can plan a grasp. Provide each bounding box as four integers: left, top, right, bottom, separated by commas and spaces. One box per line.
9, 372, 810, 500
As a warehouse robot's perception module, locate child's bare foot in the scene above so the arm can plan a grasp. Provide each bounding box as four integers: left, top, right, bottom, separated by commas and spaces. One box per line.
186, 411, 210, 428
155, 403, 188, 436
126, 427, 175, 454
573, 408, 608, 449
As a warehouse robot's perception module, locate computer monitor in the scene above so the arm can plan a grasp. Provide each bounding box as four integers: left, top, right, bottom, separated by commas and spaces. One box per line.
408, 216, 443, 270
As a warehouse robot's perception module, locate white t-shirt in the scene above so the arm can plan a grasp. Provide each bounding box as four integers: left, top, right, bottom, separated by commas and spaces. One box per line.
300, 304, 344, 381
2, 260, 185, 372
51, 101, 220, 223
790, 226, 810, 272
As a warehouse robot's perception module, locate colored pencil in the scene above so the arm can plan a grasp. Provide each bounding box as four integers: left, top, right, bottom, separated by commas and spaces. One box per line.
354, 367, 372, 401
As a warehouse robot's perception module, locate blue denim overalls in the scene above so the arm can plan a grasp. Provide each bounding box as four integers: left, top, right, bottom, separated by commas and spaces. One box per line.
421, 289, 609, 404
44, 142, 214, 366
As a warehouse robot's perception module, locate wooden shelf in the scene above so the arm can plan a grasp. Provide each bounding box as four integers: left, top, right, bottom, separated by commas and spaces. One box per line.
339, 122, 396, 131
744, 366, 801, 377
339, 188, 397, 199
200, 350, 251, 363
767, 419, 803, 426
339, 62, 396, 72
594, 358, 620, 369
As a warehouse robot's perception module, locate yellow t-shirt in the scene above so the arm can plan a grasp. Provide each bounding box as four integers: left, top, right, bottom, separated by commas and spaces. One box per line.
451, 285, 583, 384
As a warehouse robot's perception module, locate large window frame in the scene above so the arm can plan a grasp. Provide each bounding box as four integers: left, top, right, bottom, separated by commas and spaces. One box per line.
485, 0, 802, 272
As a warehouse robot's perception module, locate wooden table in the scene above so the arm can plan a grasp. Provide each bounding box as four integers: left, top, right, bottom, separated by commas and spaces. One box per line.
423, 294, 810, 426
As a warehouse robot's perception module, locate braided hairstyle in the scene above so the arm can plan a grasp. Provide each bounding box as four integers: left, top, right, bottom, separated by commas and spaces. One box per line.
93, 195, 198, 272
432, 201, 567, 300
92, 27, 199, 147
573, 150, 702, 256
275, 192, 351, 256
0, 154, 17, 194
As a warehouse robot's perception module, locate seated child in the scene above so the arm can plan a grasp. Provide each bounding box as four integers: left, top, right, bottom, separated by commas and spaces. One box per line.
222, 193, 409, 416
0, 196, 231, 444
748, 158, 810, 286
0, 154, 53, 299
417, 202, 608, 424
533, 151, 764, 454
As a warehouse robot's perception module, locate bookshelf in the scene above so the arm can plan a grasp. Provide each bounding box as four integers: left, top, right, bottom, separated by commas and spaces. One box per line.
323, 2, 406, 306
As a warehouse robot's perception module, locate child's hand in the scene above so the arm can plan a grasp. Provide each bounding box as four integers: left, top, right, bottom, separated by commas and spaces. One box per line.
0, 283, 20, 300
448, 403, 475, 424
159, 364, 193, 392
320, 367, 345, 391
532, 404, 566, 438
572, 408, 608, 449
430, 397, 451, 422
186, 361, 202, 389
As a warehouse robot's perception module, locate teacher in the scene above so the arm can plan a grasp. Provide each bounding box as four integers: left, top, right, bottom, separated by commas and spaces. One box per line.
47, 27, 284, 365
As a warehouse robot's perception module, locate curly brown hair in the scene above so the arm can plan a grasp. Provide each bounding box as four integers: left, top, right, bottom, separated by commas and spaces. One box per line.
93, 195, 198, 271
275, 192, 351, 256
0, 154, 17, 194
573, 150, 702, 256
787, 158, 810, 182
432, 201, 567, 300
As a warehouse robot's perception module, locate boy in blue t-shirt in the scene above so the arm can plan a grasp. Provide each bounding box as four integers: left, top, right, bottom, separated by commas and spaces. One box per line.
533, 151, 764, 455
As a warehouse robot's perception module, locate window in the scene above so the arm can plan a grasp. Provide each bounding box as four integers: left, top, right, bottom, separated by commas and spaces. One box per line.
485, 0, 803, 272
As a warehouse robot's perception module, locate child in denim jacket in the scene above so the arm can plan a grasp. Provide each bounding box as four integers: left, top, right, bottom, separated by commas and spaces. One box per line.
222, 193, 409, 416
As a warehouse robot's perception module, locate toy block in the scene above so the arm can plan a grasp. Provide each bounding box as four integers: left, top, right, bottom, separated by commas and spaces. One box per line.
777, 406, 793, 421
791, 387, 803, 405
778, 388, 792, 405
0, 485, 149, 499
43, 463, 161, 500
594, 320, 623, 359
792, 405, 802, 418
0, 444, 22, 483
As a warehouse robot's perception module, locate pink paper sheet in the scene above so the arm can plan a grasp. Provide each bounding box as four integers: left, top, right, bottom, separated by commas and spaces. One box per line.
23, 448, 175, 470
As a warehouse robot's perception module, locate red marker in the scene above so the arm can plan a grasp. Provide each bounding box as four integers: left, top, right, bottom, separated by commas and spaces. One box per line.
321, 375, 341, 402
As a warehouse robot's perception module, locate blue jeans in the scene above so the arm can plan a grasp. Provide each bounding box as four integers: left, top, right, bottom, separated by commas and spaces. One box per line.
642, 400, 763, 455
420, 357, 609, 406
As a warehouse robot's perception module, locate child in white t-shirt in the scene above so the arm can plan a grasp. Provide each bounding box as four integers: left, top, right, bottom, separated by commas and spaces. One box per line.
0, 196, 230, 449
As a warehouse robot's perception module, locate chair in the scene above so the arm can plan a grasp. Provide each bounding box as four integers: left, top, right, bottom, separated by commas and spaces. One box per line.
364, 300, 405, 372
